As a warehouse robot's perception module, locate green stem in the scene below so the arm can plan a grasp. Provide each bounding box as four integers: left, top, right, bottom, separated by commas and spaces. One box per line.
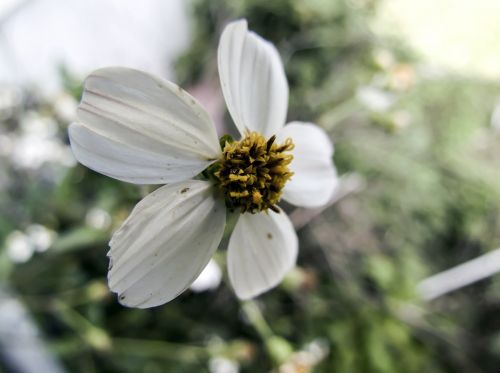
52, 300, 111, 351
319, 97, 364, 131
240, 300, 274, 339
112, 338, 209, 362
240, 300, 293, 366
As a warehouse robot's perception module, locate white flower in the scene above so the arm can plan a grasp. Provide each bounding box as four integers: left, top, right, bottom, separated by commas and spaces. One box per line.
6, 225, 56, 263
356, 86, 395, 112
85, 207, 112, 230
190, 259, 222, 293
25, 224, 56, 253
12, 111, 75, 169
209, 356, 239, 373
6, 231, 33, 263
68, 19, 337, 308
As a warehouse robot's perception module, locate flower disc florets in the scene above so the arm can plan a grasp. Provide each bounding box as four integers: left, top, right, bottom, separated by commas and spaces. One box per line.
214, 131, 294, 213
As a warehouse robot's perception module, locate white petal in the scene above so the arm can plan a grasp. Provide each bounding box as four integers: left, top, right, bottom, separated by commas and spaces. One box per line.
108, 180, 226, 308
69, 122, 212, 184
218, 20, 289, 137
277, 122, 338, 207
227, 209, 298, 299
70, 67, 221, 184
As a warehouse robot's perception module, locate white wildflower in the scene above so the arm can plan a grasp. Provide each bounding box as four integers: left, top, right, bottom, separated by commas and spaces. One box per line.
357, 86, 395, 112
190, 259, 222, 293
53, 92, 78, 122
6, 225, 56, 263
491, 100, 500, 131
68, 20, 338, 308
12, 112, 75, 169
25, 224, 56, 253
85, 207, 112, 230
6, 231, 33, 263
209, 356, 239, 373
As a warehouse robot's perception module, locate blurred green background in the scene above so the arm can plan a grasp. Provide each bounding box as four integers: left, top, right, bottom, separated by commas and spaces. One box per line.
2, 0, 500, 372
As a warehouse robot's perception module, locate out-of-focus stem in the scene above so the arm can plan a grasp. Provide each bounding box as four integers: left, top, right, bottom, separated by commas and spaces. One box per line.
417, 248, 500, 300
289, 173, 365, 230
241, 300, 273, 340
319, 97, 363, 131
241, 300, 293, 366
52, 300, 111, 351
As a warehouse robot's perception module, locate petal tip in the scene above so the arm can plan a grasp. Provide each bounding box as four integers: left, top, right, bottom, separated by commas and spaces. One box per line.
225, 18, 248, 32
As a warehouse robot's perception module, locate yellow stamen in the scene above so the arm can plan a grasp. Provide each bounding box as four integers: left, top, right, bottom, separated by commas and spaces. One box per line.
214, 131, 294, 213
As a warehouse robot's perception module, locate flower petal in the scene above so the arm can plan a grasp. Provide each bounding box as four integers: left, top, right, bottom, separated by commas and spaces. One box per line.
218, 19, 289, 137
108, 180, 226, 308
70, 67, 221, 184
277, 122, 338, 207
69, 122, 213, 184
227, 209, 298, 299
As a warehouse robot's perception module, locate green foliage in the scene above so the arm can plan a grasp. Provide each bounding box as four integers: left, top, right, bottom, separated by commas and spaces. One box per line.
2, 0, 500, 372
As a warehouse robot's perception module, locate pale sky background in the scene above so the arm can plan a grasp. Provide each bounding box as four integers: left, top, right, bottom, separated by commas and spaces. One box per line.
374, 0, 500, 79
0, 0, 189, 93
0, 0, 498, 95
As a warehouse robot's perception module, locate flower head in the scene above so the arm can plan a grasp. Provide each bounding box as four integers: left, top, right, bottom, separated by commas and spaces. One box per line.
215, 131, 295, 213
68, 20, 338, 308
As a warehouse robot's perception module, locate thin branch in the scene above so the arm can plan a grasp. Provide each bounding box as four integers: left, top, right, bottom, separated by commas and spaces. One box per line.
417, 248, 500, 301
289, 173, 365, 230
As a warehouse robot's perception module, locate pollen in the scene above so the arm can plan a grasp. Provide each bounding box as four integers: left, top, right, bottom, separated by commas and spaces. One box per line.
214, 131, 294, 213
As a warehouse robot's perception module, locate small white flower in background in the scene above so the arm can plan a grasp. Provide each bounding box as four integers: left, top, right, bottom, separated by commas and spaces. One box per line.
68, 19, 338, 308
356, 86, 395, 113
6, 225, 56, 263
0, 86, 22, 121
190, 259, 222, 293
25, 224, 56, 253
85, 207, 112, 230
491, 101, 500, 132
6, 231, 32, 263
279, 339, 329, 373
209, 356, 239, 373
53, 92, 78, 122
11, 111, 75, 169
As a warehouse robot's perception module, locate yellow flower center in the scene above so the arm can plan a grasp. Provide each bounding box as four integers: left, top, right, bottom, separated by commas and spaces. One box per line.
214, 131, 294, 214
